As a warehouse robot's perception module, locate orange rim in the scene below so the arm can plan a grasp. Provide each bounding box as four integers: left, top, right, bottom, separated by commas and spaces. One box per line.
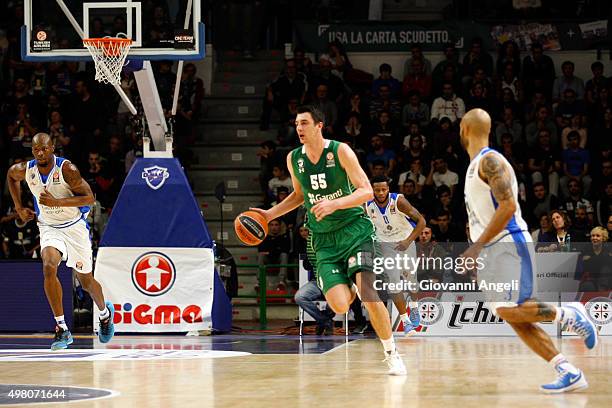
83, 38, 132, 56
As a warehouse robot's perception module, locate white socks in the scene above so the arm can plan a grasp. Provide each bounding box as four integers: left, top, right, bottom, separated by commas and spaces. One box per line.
408, 301, 418, 309
55, 315, 68, 331
549, 353, 580, 375
380, 336, 396, 354
99, 305, 110, 320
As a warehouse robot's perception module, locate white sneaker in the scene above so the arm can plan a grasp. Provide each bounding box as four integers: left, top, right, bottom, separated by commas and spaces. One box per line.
383, 351, 407, 376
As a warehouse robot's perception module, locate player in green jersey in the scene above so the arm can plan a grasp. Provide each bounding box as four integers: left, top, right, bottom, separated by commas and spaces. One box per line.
251, 105, 406, 375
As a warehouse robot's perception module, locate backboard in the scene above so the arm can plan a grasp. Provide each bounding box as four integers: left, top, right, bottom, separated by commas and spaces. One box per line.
22, 0, 204, 61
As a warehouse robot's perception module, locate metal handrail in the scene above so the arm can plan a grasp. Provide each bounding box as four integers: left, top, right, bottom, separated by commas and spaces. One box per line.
234, 263, 298, 329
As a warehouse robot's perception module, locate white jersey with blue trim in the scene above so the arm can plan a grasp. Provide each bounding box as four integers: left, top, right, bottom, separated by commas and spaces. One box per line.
25, 156, 90, 227
366, 193, 416, 242
464, 147, 528, 243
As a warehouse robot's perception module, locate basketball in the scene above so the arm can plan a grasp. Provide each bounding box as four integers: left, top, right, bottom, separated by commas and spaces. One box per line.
234, 210, 268, 246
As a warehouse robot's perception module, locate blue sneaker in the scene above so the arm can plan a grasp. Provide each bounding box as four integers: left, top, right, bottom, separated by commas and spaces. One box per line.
98, 302, 115, 344
51, 326, 73, 350
410, 305, 421, 328
540, 369, 588, 394
402, 319, 416, 336
566, 304, 598, 350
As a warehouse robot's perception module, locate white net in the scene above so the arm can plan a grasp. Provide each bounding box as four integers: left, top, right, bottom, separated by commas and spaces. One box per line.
83, 38, 132, 86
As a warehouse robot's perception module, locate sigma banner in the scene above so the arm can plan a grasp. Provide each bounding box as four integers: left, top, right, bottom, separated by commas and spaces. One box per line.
95, 247, 214, 332
95, 158, 232, 333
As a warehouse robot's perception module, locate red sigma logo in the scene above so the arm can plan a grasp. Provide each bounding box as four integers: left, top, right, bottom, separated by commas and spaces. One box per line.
113, 303, 203, 324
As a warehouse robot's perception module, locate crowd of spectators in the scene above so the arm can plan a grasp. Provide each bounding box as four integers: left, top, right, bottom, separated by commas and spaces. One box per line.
0, 2, 204, 259
258, 38, 612, 288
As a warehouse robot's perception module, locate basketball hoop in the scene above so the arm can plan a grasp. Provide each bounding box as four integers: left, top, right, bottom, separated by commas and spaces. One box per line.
83, 37, 132, 85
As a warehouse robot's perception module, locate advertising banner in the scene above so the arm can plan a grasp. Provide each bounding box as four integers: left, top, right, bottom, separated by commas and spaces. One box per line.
95, 247, 214, 333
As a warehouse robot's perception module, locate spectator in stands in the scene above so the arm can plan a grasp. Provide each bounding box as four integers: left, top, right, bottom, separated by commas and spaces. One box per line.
431, 210, 465, 243
555, 88, 586, 129
177, 63, 204, 145
258, 218, 290, 288
579, 227, 612, 291
560, 178, 594, 222
402, 58, 432, 101
495, 107, 522, 147
585, 61, 607, 108
560, 131, 592, 197
401, 91, 430, 130
294, 254, 336, 335
1, 200, 39, 259
430, 82, 465, 125
465, 81, 493, 112
312, 84, 337, 134
340, 112, 368, 152
426, 156, 459, 195
29, 63, 48, 99
371, 63, 401, 99
69, 79, 105, 157
432, 63, 462, 99
593, 106, 612, 141
397, 158, 426, 196
522, 42, 556, 100
277, 97, 299, 148
497, 62, 522, 103
415, 226, 447, 283
401, 179, 423, 210
341, 92, 368, 125
8, 102, 38, 160
538, 210, 573, 252
268, 165, 293, 196
560, 114, 587, 149
524, 90, 548, 123
496, 88, 521, 122
261, 58, 307, 130
310, 56, 345, 103
464, 65, 493, 99
257, 140, 279, 198
293, 47, 313, 76
5, 77, 34, 117
47, 109, 70, 155
462, 37, 494, 82
531, 213, 554, 243
553, 61, 585, 102
572, 207, 592, 242
154, 61, 175, 111
105, 135, 125, 182
273, 187, 297, 229
432, 43, 462, 89
402, 131, 430, 171
320, 41, 351, 79
371, 110, 399, 148
402, 122, 426, 152
369, 84, 401, 121
369, 160, 391, 182
528, 130, 561, 197
595, 180, 612, 227
403, 44, 432, 77
431, 117, 461, 161
608, 215, 612, 241
525, 104, 558, 147
497, 134, 526, 179
496, 40, 521, 77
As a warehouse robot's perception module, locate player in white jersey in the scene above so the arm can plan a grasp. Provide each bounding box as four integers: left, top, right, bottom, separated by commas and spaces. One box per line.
459, 109, 597, 393
367, 175, 425, 335
7, 133, 115, 350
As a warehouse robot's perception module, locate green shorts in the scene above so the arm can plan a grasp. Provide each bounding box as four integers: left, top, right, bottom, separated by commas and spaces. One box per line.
311, 216, 379, 294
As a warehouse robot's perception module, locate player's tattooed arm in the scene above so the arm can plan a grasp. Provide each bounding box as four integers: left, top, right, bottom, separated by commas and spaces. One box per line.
470, 152, 518, 246
479, 153, 513, 202
535, 302, 557, 320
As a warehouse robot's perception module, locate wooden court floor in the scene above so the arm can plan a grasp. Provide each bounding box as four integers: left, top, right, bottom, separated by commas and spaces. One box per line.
0, 334, 610, 407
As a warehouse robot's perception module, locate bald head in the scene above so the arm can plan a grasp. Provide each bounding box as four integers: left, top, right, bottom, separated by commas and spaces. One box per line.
32, 132, 53, 147
462, 109, 491, 136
